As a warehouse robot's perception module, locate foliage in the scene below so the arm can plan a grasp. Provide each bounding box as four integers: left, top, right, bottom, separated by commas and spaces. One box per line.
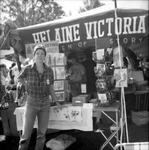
79, 0, 104, 13
1, 0, 66, 27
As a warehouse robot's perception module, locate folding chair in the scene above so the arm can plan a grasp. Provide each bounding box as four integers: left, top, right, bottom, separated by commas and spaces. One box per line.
93, 102, 127, 150
95, 122, 121, 150
114, 142, 149, 150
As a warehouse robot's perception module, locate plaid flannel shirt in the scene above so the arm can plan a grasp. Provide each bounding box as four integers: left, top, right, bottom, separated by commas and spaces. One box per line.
17, 63, 54, 98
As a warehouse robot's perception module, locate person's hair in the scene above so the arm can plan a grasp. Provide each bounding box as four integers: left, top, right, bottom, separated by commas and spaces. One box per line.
67, 52, 79, 62
33, 44, 47, 56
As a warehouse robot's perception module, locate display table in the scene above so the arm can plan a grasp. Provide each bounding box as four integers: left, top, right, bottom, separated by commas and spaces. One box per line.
14, 102, 120, 132
14, 104, 93, 132
94, 102, 120, 125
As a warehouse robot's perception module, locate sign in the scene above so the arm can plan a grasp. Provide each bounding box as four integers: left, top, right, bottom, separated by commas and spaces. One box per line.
19, 8, 148, 52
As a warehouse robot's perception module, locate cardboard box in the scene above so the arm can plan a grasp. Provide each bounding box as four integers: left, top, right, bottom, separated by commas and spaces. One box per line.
72, 94, 90, 106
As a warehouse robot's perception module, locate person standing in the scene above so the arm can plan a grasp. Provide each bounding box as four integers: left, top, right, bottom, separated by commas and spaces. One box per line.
82, 48, 97, 99
0, 64, 19, 138
17, 44, 61, 150
67, 52, 86, 97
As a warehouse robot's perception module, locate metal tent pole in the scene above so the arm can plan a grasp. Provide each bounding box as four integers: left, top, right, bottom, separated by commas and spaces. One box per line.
113, 0, 129, 144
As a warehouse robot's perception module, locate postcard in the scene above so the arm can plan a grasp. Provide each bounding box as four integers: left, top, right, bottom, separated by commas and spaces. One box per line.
54, 80, 64, 91
95, 63, 106, 76
55, 91, 65, 101
96, 49, 105, 61
68, 106, 82, 122
46, 53, 55, 66
55, 53, 66, 66
81, 84, 87, 93
98, 93, 107, 104
55, 67, 66, 79
49, 106, 69, 121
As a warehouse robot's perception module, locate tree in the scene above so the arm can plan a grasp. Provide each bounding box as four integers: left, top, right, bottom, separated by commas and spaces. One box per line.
78, 0, 104, 13
1, 0, 66, 27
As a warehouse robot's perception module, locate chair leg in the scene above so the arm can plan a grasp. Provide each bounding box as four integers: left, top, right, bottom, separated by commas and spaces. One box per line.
102, 131, 118, 149
99, 130, 114, 150
96, 129, 118, 150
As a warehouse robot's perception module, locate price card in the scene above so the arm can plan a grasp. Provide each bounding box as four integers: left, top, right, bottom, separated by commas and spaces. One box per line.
81, 84, 87, 93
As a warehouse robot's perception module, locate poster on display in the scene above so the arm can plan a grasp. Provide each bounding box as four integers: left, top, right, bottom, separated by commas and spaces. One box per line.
55, 91, 65, 101
49, 106, 69, 121
49, 106, 83, 122
54, 80, 64, 91
92, 49, 105, 62
14, 104, 93, 131
97, 93, 107, 104
46, 53, 55, 66
55, 67, 66, 79
25, 41, 59, 59
114, 68, 128, 87
81, 84, 87, 93
45, 53, 66, 67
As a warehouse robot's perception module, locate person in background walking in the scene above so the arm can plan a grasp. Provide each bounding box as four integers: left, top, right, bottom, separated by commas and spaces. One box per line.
17, 44, 61, 150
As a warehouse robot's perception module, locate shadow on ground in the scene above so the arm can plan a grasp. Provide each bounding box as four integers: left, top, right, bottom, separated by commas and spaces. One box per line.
0, 118, 148, 150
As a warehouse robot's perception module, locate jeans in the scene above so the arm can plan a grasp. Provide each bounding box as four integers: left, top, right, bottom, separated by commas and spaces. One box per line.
18, 95, 51, 150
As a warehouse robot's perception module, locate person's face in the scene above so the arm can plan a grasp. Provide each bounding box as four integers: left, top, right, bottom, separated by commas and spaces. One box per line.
34, 49, 45, 63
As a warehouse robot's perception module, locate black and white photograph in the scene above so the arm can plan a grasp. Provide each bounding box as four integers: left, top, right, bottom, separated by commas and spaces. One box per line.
0, 0, 148, 150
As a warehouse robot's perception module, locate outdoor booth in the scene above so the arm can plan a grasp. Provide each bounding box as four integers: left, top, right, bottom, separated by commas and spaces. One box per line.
0, 5, 148, 150
6, 5, 149, 108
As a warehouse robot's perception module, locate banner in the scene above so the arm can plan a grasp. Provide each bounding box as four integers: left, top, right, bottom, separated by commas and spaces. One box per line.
18, 8, 148, 52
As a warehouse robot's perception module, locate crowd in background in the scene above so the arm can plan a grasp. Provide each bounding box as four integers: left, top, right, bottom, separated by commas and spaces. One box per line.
0, 56, 31, 137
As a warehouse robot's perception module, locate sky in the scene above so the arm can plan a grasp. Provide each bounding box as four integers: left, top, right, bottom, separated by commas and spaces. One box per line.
0, 0, 148, 23
55, 0, 148, 16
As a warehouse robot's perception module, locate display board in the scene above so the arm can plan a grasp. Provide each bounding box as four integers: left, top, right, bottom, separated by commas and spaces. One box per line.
45, 52, 67, 102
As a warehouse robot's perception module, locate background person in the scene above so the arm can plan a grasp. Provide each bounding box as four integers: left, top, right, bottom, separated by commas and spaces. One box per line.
17, 44, 61, 150
67, 52, 86, 97
0, 63, 19, 138
0, 64, 9, 109
82, 48, 97, 99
